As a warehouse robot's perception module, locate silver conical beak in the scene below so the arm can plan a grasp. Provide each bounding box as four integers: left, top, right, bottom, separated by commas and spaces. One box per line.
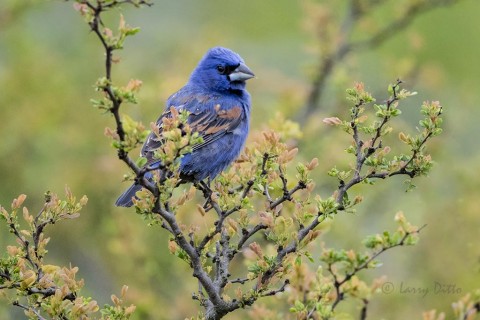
229, 63, 255, 82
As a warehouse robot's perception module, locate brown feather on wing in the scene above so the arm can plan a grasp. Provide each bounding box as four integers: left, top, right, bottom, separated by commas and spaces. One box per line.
188, 104, 243, 151
141, 104, 244, 163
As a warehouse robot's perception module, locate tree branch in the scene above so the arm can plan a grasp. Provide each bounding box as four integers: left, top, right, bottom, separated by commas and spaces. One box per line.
300, 0, 457, 123
82, 0, 145, 183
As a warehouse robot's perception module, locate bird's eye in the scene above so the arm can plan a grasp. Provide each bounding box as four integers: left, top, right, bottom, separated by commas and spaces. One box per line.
216, 65, 226, 74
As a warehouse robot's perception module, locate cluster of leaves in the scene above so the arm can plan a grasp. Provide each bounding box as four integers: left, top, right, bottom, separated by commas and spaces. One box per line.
325, 80, 443, 193
0, 189, 135, 319
133, 108, 204, 216
423, 290, 480, 320
287, 212, 423, 319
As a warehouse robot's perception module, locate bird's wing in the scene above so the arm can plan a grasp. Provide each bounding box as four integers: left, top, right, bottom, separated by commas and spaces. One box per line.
188, 102, 243, 151
141, 92, 244, 165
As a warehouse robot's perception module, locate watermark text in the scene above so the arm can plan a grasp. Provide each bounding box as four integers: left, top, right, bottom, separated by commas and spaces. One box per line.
381, 281, 462, 298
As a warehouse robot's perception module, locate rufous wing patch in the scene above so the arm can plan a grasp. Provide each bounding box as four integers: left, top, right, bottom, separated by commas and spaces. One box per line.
190, 105, 243, 135
218, 106, 242, 120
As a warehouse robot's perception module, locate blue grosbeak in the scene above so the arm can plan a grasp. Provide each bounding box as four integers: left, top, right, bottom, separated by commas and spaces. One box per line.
116, 47, 254, 207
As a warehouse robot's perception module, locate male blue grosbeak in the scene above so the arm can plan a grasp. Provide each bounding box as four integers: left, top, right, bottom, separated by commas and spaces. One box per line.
116, 47, 254, 207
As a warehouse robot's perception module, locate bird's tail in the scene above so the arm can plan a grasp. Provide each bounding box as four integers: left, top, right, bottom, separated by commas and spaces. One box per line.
115, 183, 142, 207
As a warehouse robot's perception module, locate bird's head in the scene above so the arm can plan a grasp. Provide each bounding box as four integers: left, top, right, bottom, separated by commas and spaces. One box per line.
189, 47, 255, 93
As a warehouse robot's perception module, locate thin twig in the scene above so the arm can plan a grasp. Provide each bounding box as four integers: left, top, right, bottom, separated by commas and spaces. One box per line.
359, 298, 369, 320
260, 279, 289, 297
269, 181, 307, 210
237, 224, 268, 251
229, 277, 250, 284
12, 301, 47, 320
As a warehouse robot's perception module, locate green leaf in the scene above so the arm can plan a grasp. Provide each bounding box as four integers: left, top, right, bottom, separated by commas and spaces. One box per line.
125, 27, 140, 36
135, 156, 147, 167
304, 251, 315, 263
295, 255, 302, 266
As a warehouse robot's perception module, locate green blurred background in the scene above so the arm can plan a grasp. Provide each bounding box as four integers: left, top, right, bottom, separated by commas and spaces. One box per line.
1, 0, 479, 318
